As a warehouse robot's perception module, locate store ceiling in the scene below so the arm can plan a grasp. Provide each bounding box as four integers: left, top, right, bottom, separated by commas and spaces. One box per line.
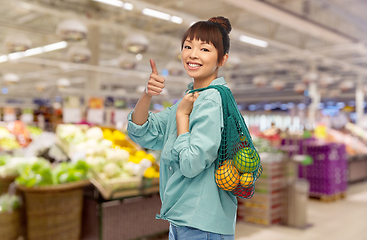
0, 0, 367, 107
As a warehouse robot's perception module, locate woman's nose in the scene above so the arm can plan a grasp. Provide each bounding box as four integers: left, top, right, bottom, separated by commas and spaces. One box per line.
189, 49, 198, 59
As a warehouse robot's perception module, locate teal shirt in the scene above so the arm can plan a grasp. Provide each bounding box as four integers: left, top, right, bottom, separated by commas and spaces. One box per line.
127, 77, 237, 235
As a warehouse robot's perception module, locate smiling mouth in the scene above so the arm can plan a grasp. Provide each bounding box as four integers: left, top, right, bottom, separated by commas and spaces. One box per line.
187, 62, 202, 68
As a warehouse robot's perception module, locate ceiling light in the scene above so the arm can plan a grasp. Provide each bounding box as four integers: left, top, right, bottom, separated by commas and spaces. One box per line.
24, 47, 44, 57
8, 52, 24, 60
0, 41, 68, 64
123, 3, 133, 10
3, 34, 32, 53
170, 16, 183, 24
67, 46, 91, 63
56, 19, 88, 41
142, 8, 171, 21
43, 41, 68, 52
92, 0, 123, 7
240, 35, 268, 48
123, 34, 149, 53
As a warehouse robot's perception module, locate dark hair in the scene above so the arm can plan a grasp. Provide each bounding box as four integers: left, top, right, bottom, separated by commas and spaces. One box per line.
181, 16, 231, 64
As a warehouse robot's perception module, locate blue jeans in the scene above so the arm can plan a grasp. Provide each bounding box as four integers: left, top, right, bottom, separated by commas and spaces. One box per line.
169, 223, 235, 240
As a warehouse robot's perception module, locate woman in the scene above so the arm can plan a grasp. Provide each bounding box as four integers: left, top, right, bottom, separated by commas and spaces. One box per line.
127, 16, 236, 239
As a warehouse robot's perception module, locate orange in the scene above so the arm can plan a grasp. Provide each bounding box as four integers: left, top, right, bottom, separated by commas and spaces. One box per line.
215, 160, 240, 191
240, 173, 254, 187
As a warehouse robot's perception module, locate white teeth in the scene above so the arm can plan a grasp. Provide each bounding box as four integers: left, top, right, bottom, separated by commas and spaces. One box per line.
188, 63, 200, 67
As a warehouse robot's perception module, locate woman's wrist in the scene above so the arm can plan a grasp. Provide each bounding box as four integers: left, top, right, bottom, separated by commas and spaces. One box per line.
176, 113, 190, 136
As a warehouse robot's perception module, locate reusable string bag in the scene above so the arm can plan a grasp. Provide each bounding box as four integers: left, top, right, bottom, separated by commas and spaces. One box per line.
190, 85, 262, 199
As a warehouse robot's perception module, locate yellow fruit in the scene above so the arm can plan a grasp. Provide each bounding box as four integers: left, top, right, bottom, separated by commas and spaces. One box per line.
103, 129, 113, 138
121, 147, 133, 154
215, 161, 240, 191
145, 154, 156, 163
144, 167, 156, 178
135, 150, 146, 158
240, 173, 254, 187
129, 155, 140, 164
113, 130, 125, 140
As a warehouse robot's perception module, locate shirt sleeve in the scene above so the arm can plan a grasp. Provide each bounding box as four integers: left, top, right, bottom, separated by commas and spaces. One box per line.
127, 108, 171, 150
173, 98, 222, 178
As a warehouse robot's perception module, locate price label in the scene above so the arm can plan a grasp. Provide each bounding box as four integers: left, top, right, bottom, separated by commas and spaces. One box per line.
63, 108, 82, 123
21, 114, 33, 123
87, 109, 104, 124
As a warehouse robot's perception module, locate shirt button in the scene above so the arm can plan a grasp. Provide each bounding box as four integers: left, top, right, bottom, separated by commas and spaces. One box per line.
169, 167, 172, 170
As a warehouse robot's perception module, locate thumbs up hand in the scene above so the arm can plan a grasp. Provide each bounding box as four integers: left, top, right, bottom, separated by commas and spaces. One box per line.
145, 59, 165, 97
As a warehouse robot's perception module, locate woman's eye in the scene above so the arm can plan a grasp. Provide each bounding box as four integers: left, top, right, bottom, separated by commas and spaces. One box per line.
202, 48, 209, 52
184, 45, 191, 49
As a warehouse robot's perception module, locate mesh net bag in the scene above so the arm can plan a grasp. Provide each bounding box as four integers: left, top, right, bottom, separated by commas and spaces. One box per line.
191, 85, 262, 199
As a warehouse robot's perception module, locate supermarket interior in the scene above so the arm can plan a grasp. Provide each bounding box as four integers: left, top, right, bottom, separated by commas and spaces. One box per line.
0, 0, 367, 240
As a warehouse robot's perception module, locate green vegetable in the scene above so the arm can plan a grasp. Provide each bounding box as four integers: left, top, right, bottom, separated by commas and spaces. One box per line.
16, 159, 90, 187
0, 155, 9, 166
0, 194, 22, 212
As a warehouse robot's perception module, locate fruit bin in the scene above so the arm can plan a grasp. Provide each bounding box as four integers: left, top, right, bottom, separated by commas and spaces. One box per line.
17, 180, 90, 240
81, 186, 169, 240
91, 170, 143, 200
0, 210, 21, 240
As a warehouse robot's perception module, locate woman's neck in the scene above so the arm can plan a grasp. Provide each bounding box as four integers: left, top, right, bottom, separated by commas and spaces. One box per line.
193, 75, 219, 89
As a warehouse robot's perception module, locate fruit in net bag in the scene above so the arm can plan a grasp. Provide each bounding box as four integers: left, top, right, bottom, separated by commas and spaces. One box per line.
240, 173, 253, 187
233, 147, 260, 173
215, 160, 240, 191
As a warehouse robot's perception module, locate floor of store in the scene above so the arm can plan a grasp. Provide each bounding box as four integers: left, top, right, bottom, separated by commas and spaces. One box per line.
149, 181, 367, 240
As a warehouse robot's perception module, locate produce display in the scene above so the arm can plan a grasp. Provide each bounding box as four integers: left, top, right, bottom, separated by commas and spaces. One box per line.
0, 127, 21, 151
252, 136, 281, 154
327, 127, 367, 155
0, 156, 37, 178
0, 121, 43, 151
26, 125, 43, 139
0, 194, 21, 213
56, 124, 159, 194
16, 158, 90, 187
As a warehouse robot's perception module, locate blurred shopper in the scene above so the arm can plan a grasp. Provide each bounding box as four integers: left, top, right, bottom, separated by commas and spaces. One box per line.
128, 16, 235, 239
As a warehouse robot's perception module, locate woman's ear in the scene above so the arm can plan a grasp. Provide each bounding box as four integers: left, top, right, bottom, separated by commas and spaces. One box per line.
218, 54, 229, 67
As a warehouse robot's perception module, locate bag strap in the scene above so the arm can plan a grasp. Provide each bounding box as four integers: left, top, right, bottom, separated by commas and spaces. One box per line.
190, 85, 254, 144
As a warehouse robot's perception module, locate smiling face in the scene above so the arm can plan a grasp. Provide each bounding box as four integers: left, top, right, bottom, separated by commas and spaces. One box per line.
181, 38, 226, 86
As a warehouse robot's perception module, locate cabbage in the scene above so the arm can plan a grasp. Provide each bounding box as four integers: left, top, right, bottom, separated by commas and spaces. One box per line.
103, 162, 121, 179
85, 127, 104, 141
100, 139, 113, 148
106, 149, 130, 166
86, 156, 106, 172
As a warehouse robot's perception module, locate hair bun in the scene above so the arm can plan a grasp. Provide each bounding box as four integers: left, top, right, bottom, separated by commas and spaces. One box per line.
208, 16, 231, 34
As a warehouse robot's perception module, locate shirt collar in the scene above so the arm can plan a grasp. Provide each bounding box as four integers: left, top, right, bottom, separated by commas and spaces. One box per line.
186, 77, 227, 91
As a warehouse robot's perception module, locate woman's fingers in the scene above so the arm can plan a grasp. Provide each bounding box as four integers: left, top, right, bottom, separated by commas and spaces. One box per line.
150, 59, 158, 75
147, 85, 163, 94
148, 78, 165, 88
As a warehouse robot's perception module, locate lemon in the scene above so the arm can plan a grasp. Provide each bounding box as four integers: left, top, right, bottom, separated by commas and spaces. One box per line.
135, 150, 146, 158
145, 154, 156, 163
240, 173, 254, 187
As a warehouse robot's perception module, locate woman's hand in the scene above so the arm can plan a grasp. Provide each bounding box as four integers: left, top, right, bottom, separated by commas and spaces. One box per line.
146, 59, 165, 97
177, 92, 200, 116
